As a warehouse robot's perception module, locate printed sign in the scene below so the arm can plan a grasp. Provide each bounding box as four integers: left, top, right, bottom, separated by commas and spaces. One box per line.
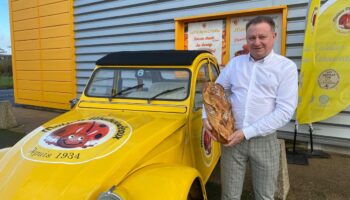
185, 19, 226, 65
21, 117, 132, 164
230, 13, 283, 58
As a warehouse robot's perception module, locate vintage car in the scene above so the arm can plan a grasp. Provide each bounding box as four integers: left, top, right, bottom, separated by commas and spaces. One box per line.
0, 50, 221, 200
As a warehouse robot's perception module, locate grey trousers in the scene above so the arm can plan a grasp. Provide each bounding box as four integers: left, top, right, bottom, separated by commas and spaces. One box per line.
220, 133, 280, 200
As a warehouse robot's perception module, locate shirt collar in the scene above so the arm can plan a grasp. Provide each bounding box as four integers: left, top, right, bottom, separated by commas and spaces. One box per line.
248, 50, 275, 64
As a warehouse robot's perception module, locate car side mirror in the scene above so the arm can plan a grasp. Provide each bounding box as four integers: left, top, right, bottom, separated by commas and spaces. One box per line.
69, 98, 79, 109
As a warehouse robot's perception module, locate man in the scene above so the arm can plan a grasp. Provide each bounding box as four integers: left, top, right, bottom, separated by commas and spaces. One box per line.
202, 16, 298, 199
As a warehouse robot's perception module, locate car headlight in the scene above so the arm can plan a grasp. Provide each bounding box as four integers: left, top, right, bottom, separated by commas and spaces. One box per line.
98, 185, 122, 200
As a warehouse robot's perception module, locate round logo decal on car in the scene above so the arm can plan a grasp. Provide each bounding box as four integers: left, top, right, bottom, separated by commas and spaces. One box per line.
40, 120, 113, 149
21, 117, 132, 164
200, 128, 214, 167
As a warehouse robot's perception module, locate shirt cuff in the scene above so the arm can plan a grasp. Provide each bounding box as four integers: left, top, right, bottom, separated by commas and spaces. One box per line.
242, 126, 256, 140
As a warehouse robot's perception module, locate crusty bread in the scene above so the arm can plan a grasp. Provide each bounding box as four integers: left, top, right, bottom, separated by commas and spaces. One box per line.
202, 82, 235, 143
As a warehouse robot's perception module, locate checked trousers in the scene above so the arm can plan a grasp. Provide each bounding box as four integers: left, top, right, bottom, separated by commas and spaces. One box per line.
220, 133, 280, 200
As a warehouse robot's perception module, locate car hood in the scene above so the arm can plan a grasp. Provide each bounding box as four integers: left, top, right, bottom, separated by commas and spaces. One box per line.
0, 109, 187, 199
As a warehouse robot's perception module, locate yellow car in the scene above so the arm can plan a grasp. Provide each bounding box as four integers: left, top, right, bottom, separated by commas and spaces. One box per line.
0, 50, 221, 200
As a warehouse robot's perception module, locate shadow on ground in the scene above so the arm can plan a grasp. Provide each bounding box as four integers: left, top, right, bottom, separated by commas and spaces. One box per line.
0, 129, 25, 148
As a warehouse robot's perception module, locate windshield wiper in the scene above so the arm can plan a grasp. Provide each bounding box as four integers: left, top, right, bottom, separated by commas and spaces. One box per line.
109, 83, 144, 101
116, 83, 144, 96
147, 87, 184, 104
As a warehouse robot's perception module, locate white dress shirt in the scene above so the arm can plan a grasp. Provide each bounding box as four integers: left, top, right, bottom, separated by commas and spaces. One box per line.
203, 50, 298, 140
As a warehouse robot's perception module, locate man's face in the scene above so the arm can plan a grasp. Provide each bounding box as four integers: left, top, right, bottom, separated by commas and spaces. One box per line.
246, 22, 276, 60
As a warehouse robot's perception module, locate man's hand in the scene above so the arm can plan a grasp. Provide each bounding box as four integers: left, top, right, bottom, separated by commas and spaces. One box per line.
224, 129, 245, 147
202, 119, 218, 141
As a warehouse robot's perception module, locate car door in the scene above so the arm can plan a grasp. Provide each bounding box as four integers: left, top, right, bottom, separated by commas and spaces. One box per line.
189, 58, 220, 182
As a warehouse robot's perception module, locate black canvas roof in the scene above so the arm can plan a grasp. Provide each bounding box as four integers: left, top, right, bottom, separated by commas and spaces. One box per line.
95, 50, 210, 66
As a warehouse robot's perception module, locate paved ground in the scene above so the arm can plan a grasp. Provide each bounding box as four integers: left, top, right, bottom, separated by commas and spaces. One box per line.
206, 153, 350, 200
9, 106, 62, 134
1, 105, 350, 199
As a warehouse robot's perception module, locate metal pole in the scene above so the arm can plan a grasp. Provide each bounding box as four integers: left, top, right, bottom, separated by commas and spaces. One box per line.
293, 121, 298, 153
309, 123, 314, 153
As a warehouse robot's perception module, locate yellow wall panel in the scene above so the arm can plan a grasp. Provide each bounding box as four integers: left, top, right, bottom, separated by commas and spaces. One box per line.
16, 50, 40, 60
39, 1, 69, 17
16, 61, 41, 70
10, 0, 76, 110
40, 36, 71, 49
39, 13, 70, 27
17, 80, 41, 90
43, 92, 73, 104
13, 18, 39, 31
17, 90, 42, 100
43, 71, 72, 81
41, 48, 71, 60
15, 40, 40, 50
43, 81, 73, 93
40, 25, 70, 38
12, 0, 37, 11
42, 60, 72, 70
38, 0, 65, 6
14, 29, 39, 41
13, 8, 38, 21
16, 71, 41, 80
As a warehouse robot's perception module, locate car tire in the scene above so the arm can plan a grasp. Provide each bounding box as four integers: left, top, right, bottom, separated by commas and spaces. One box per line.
187, 178, 204, 200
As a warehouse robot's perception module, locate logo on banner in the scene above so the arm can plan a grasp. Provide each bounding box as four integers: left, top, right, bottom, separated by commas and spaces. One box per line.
21, 117, 132, 164
334, 7, 350, 32
311, 7, 318, 32
319, 95, 330, 105
318, 69, 339, 89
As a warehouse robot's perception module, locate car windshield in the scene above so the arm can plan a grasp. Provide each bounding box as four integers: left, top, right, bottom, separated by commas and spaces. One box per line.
86, 68, 190, 101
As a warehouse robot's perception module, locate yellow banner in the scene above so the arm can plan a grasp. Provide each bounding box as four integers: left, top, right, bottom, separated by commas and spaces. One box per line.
296, 0, 350, 124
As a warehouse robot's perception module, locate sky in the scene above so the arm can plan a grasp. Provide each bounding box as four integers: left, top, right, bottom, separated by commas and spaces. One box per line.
0, 1, 11, 55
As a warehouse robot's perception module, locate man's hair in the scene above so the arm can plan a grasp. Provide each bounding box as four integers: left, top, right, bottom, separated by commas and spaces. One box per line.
246, 16, 275, 31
